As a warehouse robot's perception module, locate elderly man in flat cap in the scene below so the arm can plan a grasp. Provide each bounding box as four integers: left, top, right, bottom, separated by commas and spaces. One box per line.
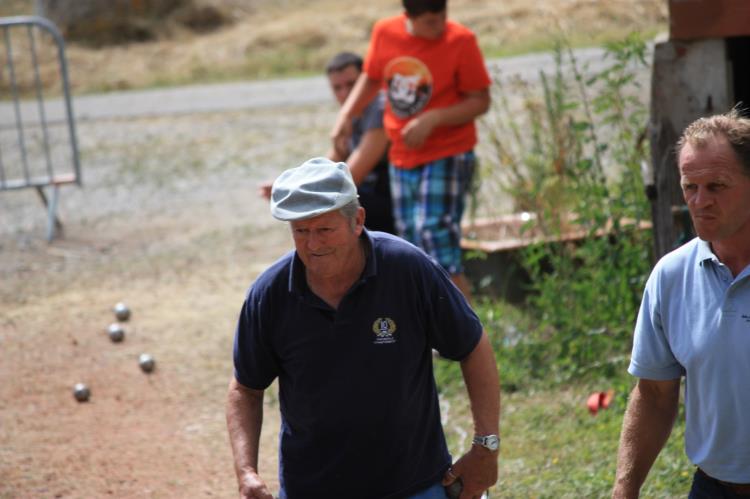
226, 157, 501, 499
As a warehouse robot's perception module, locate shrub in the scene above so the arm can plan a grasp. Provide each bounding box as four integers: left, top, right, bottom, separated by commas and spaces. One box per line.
481, 33, 654, 386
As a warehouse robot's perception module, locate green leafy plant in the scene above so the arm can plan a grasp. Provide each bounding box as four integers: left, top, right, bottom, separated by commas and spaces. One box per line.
480, 33, 654, 385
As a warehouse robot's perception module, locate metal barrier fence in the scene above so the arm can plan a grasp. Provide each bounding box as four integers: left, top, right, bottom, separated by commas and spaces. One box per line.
1, 15, 80, 241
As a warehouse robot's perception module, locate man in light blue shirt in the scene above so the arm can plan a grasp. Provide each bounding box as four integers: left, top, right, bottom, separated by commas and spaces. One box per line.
613, 111, 750, 498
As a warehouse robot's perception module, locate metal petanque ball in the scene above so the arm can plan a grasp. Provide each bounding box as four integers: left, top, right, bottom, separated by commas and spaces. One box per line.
139, 353, 155, 373
113, 302, 131, 321
107, 323, 125, 343
73, 383, 90, 402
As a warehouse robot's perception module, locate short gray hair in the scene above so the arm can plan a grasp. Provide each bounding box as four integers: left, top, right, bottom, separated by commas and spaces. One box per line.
338, 198, 361, 229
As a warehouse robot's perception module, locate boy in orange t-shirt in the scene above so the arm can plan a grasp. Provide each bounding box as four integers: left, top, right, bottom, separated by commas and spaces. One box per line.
331, 0, 491, 300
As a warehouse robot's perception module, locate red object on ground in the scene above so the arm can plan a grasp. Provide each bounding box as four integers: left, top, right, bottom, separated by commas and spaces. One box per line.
587, 390, 615, 415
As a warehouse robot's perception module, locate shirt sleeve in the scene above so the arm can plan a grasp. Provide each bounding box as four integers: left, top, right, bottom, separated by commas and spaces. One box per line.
233, 285, 281, 389
628, 270, 685, 380
456, 32, 491, 93
419, 257, 483, 360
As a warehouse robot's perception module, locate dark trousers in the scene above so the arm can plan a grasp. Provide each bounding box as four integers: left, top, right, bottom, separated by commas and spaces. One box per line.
689, 468, 750, 498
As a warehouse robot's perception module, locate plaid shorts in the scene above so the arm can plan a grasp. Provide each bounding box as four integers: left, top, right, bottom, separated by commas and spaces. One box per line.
389, 151, 475, 275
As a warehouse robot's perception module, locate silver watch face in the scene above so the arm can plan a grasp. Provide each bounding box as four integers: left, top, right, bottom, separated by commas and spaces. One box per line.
475, 435, 500, 451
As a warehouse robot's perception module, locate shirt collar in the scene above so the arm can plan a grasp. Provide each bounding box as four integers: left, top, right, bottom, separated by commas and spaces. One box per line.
360, 229, 377, 280
696, 238, 719, 267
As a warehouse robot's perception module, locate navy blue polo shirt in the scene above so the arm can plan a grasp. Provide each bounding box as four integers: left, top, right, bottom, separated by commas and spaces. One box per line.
233, 230, 483, 499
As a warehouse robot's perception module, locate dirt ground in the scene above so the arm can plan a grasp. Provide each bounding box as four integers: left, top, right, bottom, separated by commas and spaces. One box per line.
0, 102, 340, 497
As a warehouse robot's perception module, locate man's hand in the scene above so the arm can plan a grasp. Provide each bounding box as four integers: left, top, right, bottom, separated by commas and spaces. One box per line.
401, 110, 439, 149
258, 181, 273, 200
238, 469, 274, 499
442, 444, 498, 499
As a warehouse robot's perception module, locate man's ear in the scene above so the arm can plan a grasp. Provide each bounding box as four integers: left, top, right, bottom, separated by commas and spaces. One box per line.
355, 206, 366, 233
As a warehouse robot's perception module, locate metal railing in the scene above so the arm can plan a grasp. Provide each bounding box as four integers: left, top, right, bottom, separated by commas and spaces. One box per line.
1, 15, 80, 241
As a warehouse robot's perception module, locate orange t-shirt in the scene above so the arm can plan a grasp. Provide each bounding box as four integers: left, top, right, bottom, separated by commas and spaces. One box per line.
364, 14, 491, 168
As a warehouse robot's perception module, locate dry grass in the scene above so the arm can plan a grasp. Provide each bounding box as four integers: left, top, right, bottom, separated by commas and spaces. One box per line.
2, 0, 668, 94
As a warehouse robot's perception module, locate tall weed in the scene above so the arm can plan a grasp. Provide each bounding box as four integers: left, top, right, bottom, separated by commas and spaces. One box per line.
482, 34, 653, 385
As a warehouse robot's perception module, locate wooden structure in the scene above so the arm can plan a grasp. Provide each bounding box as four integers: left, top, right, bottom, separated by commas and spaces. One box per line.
649, 0, 750, 258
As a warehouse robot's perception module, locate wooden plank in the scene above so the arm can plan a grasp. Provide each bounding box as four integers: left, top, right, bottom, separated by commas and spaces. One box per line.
461, 215, 652, 253
1, 172, 76, 191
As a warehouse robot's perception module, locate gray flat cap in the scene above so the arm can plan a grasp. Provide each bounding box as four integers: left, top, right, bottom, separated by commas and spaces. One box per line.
270, 157, 357, 221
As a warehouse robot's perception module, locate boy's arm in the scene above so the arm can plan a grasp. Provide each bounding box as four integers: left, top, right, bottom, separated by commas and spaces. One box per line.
345, 127, 389, 185
402, 88, 490, 149
331, 73, 382, 158
326, 128, 388, 186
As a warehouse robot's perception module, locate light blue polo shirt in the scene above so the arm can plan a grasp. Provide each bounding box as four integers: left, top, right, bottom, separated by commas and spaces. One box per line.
630, 237, 750, 482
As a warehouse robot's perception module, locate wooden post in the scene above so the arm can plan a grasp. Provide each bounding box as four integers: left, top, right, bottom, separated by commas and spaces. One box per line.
648, 38, 731, 259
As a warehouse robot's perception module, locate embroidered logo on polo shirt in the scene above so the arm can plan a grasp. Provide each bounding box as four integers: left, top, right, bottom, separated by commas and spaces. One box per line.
372, 318, 397, 344
742, 314, 750, 323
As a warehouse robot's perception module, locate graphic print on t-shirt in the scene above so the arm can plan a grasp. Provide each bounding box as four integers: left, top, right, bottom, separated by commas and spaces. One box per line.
384, 56, 433, 118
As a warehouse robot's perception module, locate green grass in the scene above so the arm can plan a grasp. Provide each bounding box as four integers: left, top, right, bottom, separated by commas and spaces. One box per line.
434, 295, 692, 498
498, 385, 691, 498
436, 363, 692, 498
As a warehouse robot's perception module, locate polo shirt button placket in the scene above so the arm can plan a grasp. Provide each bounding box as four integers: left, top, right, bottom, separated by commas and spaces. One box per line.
723, 281, 737, 316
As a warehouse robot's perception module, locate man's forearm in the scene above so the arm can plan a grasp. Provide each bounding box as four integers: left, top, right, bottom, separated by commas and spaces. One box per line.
612, 379, 680, 498
460, 331, 500, 436
226, 378, 265, 481
445, 331, 500, 495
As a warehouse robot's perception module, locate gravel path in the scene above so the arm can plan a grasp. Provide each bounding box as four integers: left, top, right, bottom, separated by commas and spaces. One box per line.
0, 48, 613, 124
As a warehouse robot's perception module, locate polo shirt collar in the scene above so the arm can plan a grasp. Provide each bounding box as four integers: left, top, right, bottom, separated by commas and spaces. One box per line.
360, 229, 378, 280
695, 239, 720, 268
287, 229, 378, 295
696, 239, 717, 267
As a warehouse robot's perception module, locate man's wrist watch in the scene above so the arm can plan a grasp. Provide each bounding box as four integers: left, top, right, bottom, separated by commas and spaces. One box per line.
472, 434, 500, 452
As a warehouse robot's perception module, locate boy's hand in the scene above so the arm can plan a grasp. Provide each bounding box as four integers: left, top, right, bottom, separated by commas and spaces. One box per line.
401, 110, 439, 149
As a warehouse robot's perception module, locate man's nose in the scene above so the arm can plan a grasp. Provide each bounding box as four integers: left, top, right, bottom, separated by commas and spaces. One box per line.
692, 186, 713, 208
306, 232, 324, 250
